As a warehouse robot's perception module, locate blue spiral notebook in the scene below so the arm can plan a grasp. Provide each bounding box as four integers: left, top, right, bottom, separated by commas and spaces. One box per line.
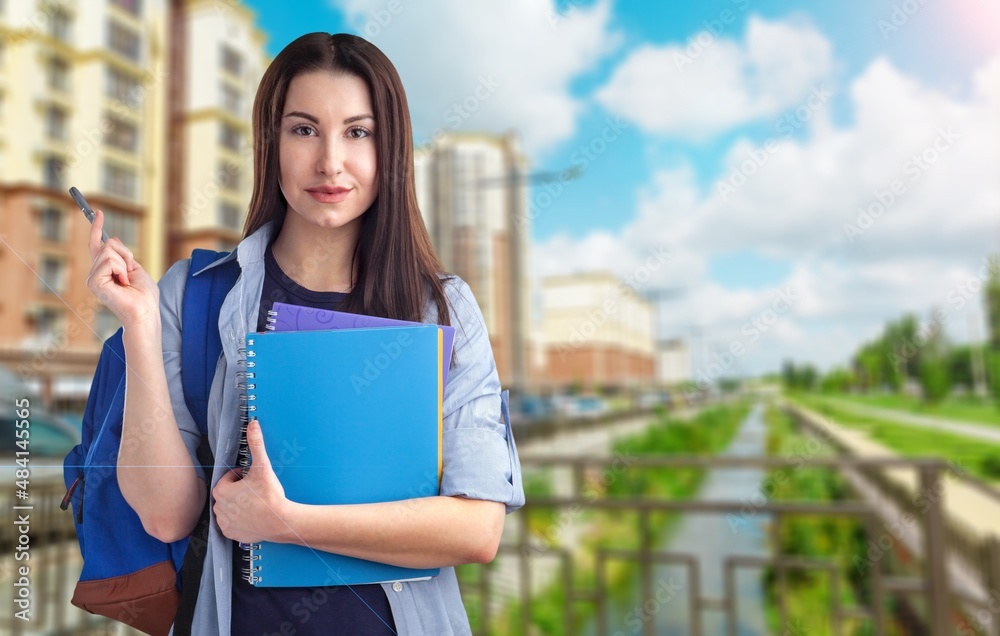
241, 325, 443, 587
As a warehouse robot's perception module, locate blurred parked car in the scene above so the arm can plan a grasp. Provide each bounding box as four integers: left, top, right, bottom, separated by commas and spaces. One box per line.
510, 394, 556, 424
551, 395, 609, 420
637, 390, 672, 409
0, 367, 81, 485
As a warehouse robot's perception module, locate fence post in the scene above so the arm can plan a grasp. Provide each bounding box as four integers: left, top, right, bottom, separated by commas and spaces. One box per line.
987, 536, 1000, 636
920, 464, 950, 635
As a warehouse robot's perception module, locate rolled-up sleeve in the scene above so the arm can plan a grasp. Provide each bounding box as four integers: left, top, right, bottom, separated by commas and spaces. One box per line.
158, 259, 207, 483
438, 278, 525, 514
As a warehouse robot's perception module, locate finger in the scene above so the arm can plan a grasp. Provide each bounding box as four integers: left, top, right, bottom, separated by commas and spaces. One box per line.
88, 209, 106, 261
106, 237, 136, 274
98, 248, 131, 287
246, 419, 272, 472
214, 470, 238, 489
88, 248, 128, 288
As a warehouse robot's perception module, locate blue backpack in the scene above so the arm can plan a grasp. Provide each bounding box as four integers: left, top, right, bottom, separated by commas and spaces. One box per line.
62, 249, 240, 636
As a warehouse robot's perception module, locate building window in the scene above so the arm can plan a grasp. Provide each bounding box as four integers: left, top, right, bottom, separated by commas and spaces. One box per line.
218, 202, 243, 231
220, 123, 242, 151
50, 9, 71, 42
33, 307, 63, 340
220, 46, 242, 76
46, 105, 67, 140
39, 206, 64, 242
107, 19, 141, 63
103, 162, 137, 200
102, 208, 138, 246
220, 84, 241, 116
48, 56, 70, 91
43, 156, 65, 189
106, 66, 140, 106
39, 256, 65, 294
105, 115, 138, 152
218, 161, 241, 192
109, 0, 142, 16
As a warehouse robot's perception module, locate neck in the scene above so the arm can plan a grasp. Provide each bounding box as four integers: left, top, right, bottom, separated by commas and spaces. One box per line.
270, 214, 360, 293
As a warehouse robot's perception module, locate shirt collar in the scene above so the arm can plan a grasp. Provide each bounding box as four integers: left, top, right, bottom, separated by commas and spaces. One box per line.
190, 220, 277, 277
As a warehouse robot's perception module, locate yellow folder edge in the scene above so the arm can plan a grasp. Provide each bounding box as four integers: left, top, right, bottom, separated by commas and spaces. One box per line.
437, 328, 443, 487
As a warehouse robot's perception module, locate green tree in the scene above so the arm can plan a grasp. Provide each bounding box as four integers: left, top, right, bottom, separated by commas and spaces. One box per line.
947, 344, 975, 392
985, 255, 1000, 350
782, 361, 818, 391
821, 367, 855, 393
918, 311, 950, 404
984, 255, 1000, 407
883, 314, 920, 390
853, 344, 882, 391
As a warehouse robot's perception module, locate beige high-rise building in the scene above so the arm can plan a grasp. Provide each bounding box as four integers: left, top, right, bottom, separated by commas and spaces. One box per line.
542, 271, 656, 390
0, 0, 266, 409
414, 131, 536, 391
168, 0, 266, 260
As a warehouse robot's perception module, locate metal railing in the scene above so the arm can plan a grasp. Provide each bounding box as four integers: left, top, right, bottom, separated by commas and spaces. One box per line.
456, 451, 998, 636
4, 411, 998, 635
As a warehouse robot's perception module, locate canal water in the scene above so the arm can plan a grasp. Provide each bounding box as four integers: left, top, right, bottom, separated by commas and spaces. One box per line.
582, 403, 772, 635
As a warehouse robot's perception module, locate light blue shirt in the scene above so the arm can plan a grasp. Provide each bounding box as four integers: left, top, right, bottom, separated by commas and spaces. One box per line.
160, 220, 525, 635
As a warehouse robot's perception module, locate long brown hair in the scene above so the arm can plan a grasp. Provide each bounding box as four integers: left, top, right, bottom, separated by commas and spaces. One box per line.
243, 32, 452, 327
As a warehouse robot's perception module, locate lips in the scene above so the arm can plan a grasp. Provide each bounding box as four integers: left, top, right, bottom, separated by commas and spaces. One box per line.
306, 185, 350, 195
306, 185, 352, 203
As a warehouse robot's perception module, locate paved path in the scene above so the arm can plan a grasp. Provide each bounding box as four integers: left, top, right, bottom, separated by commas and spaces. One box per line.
787, 401, 1000, 629
819, 397, 1000, 444
789, 400, 1000, 541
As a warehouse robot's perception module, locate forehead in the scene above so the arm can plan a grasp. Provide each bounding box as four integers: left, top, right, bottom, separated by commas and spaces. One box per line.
283, 70, 373, 118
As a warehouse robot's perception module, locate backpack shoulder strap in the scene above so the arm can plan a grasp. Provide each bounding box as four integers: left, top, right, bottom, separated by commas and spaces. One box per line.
174, 249, 239, 636
181, 249, 240, 435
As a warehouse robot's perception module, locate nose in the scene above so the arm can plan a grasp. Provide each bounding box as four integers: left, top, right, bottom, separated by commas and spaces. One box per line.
316, 136, 345, 175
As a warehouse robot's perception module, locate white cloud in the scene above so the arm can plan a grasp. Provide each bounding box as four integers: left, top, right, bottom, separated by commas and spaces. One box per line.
537, 52, 1000, 375
332, 0, 621, 155
594, 15, 833, 139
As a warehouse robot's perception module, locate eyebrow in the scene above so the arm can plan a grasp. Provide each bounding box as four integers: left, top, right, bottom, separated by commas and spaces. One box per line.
282, 111, 375, 125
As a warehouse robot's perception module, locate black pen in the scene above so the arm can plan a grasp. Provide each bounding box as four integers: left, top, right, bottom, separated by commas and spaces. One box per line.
69, 187, 111, 244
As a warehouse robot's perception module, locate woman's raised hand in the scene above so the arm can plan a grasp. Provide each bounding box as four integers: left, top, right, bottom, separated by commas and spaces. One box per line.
86, 208, 160, 328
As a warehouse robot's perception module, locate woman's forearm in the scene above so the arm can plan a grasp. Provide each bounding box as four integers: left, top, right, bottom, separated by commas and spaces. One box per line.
275, 496, 505, 569
118, 321, 206, 542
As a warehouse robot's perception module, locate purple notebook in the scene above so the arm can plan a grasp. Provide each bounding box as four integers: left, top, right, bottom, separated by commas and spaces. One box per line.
268, 301, 457, 389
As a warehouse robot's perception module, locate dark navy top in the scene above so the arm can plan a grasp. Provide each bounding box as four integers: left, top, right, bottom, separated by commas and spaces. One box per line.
230, 240, 396, 635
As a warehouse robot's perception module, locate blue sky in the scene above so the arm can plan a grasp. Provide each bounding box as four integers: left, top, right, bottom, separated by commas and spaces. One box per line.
242, 0, 1000, 375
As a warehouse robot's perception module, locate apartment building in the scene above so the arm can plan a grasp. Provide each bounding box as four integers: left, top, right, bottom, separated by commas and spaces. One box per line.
0, 0, 169, 408
0, 0, 265, 409
414, 131, 539, 391
542, 271, 656, 390
168, 0, 266, 260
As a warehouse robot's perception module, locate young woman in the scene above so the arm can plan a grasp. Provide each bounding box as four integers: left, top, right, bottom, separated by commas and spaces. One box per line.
86, 32, 524, 635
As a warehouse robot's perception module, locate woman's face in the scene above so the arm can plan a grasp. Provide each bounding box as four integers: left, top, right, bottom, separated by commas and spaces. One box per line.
278, 70, 378, 234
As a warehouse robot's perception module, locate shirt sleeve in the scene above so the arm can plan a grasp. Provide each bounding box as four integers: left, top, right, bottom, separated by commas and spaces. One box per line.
438, 278, 525, 515
158, 259, 208, 483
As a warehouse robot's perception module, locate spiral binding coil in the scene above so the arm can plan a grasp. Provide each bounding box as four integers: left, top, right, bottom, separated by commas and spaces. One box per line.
241, 546, 263, 584
235, 337, 256, 474
265, 309, 277, 331
236, 336, 262, 585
